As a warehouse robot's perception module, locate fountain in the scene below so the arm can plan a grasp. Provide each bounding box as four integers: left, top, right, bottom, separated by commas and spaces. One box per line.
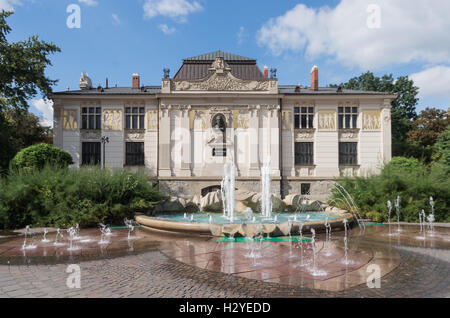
323, 217, 333, 257
221, 162, 236, 222
260, 161, 272, 220
124, 218, 136, 240
395, 196, 402, 233
21, 226, 37, 250
308, 228, 326, 276
67, 227, 80, 251
98, 223, 110, 245
53, 228, 65, 246
41, 228, 50, 243
342, 218, 353, 265
387, 200, 392, 235
416, 209, 427, 240
428, 197, 435, 236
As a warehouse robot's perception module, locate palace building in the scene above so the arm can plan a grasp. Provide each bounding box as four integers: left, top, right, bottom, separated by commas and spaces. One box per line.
51, 51, 395, 201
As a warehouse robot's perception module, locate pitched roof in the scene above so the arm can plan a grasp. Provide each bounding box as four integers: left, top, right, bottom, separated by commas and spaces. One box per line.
279, 85, 394, 95
52, 86, 161, 96
183, 51, 256, 62
174, 50, 265, 80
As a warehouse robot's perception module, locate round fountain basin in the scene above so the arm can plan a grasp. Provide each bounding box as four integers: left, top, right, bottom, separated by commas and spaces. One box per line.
136, 211, 354, 237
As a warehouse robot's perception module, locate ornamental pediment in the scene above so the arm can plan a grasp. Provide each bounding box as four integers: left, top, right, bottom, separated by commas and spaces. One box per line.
166, 57, 277, 93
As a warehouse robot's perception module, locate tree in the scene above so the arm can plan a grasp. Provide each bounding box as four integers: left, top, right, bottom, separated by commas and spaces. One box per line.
331, 72, 419, 156
408, 108, 450, 146
10, 143, 73, 172
0, 10, 60, 173
433, 126, 450, 166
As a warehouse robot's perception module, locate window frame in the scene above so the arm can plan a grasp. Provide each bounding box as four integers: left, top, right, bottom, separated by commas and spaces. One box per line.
125, 142, 145, 166
339, 142, 358, 166
294, 142, 314, 166
338, 106, 358, 129
294, 106, 314, 129
125, 107, 145, 130
81, 142, 101, 166
81, 107, 102, 130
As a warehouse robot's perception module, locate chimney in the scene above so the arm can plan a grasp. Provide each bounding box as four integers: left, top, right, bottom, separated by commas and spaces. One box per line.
311, 65, 318, 91
132, 73, 140, 89
264, 65, 269, 78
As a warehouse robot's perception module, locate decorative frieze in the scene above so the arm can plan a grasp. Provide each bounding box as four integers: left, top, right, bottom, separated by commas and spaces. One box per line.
362, 110, 382, 131
103, 109, 122, 131
147, 110, 158, 131
80, 130, 101, 140
318, 110, 336, 131
62, 109, 78, 130
233, 110, 249, 129
294, 129, 315, 141
281, 110, 292, 130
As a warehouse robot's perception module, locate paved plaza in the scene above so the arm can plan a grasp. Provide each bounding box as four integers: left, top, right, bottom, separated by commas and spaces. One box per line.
0, 225, 449, 298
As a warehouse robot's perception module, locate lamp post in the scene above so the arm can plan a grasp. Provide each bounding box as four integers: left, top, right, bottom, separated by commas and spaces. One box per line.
101, 136, 109, 168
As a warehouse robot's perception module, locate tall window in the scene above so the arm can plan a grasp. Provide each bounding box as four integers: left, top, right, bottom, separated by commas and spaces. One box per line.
294, 107, 314, 129
295, 142, 314, 165
82, 142, 101, 165
339, 142, 358, 165
81, 107, 101, 130
338, 106, 358, 129
125, 142, 144, 166
125, 107, 145, 130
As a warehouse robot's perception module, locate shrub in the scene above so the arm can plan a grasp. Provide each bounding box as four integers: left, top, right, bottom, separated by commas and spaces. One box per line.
10, 144, 73, 172
0, 166, 165, 229
330, 157, 450, 223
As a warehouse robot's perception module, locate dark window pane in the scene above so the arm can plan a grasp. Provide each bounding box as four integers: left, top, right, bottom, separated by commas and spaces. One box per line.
308, 107, 314, 114
96, 107, 101, 114
301, 107, 307, 114
96, 115, 101, 130
294, 107, 300, 114
82, 107, 87, 114
308, 115, 314, 128
139, 107, 145, 113
89, 107, 95, 114
126, 115, 131, 129
301, 115, 307, 128
338, 115, 344, 129
82, 115, 87, 130
345, 115, 351, 128
295, 142, 313, 165
352, 115, 357, 128
82, 142, 101, 165
338, 107, 343, 113
301, 184, 311, 195
132, 115, 138, 129
89, 115, 94, 129
126, 108, 131, 113
339, 142, 357, 165
294, 115, 300, 129
345, 107, 350, 113
132, 107, 138, 114
352, 107, 358, 113
139, 115, 144, 129
126, 142, 144, 166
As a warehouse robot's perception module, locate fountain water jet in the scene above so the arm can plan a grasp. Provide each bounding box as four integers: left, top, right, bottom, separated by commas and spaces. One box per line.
21, 226, 37, 250
260, 161, 272, 220
221, 162, 236, 222
41, 228, 50, 243
395, 196, 402, 233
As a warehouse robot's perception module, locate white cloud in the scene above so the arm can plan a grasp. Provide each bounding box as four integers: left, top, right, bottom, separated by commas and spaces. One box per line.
257, 0, 450, 70
112, 13, 120, 25
78, 0, 98, 6
0, 0, 21, 11
143, 0, 202, 22
32, 99, 53, 128
410, 66, 450, 100
158, 23, 176, 35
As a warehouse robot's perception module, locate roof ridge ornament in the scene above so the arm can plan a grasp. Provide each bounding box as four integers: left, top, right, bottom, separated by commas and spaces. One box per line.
209, 57, 231, 75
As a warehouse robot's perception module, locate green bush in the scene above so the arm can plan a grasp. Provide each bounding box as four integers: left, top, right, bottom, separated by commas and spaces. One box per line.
0, 166, 165, 229
10, 144, 73, 172
330, 156, 450, 223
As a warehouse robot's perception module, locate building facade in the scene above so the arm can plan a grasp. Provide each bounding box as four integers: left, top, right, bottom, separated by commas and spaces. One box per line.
52, 51, 395, 201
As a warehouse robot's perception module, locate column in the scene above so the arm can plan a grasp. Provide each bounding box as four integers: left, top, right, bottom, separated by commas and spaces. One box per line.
158, 104, 172, 177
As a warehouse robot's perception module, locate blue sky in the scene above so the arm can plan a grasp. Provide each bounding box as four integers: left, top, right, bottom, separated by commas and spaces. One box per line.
2, 0, 449, 126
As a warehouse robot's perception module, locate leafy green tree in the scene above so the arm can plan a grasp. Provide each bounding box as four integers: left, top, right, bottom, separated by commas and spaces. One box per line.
0, 10, 60, 173
10, 143, 73, 172
433, 126, 450, 166
331, 72, 419, 156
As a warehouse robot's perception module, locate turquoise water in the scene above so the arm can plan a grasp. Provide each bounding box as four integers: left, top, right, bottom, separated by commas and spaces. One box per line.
154, 212, 339, 225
